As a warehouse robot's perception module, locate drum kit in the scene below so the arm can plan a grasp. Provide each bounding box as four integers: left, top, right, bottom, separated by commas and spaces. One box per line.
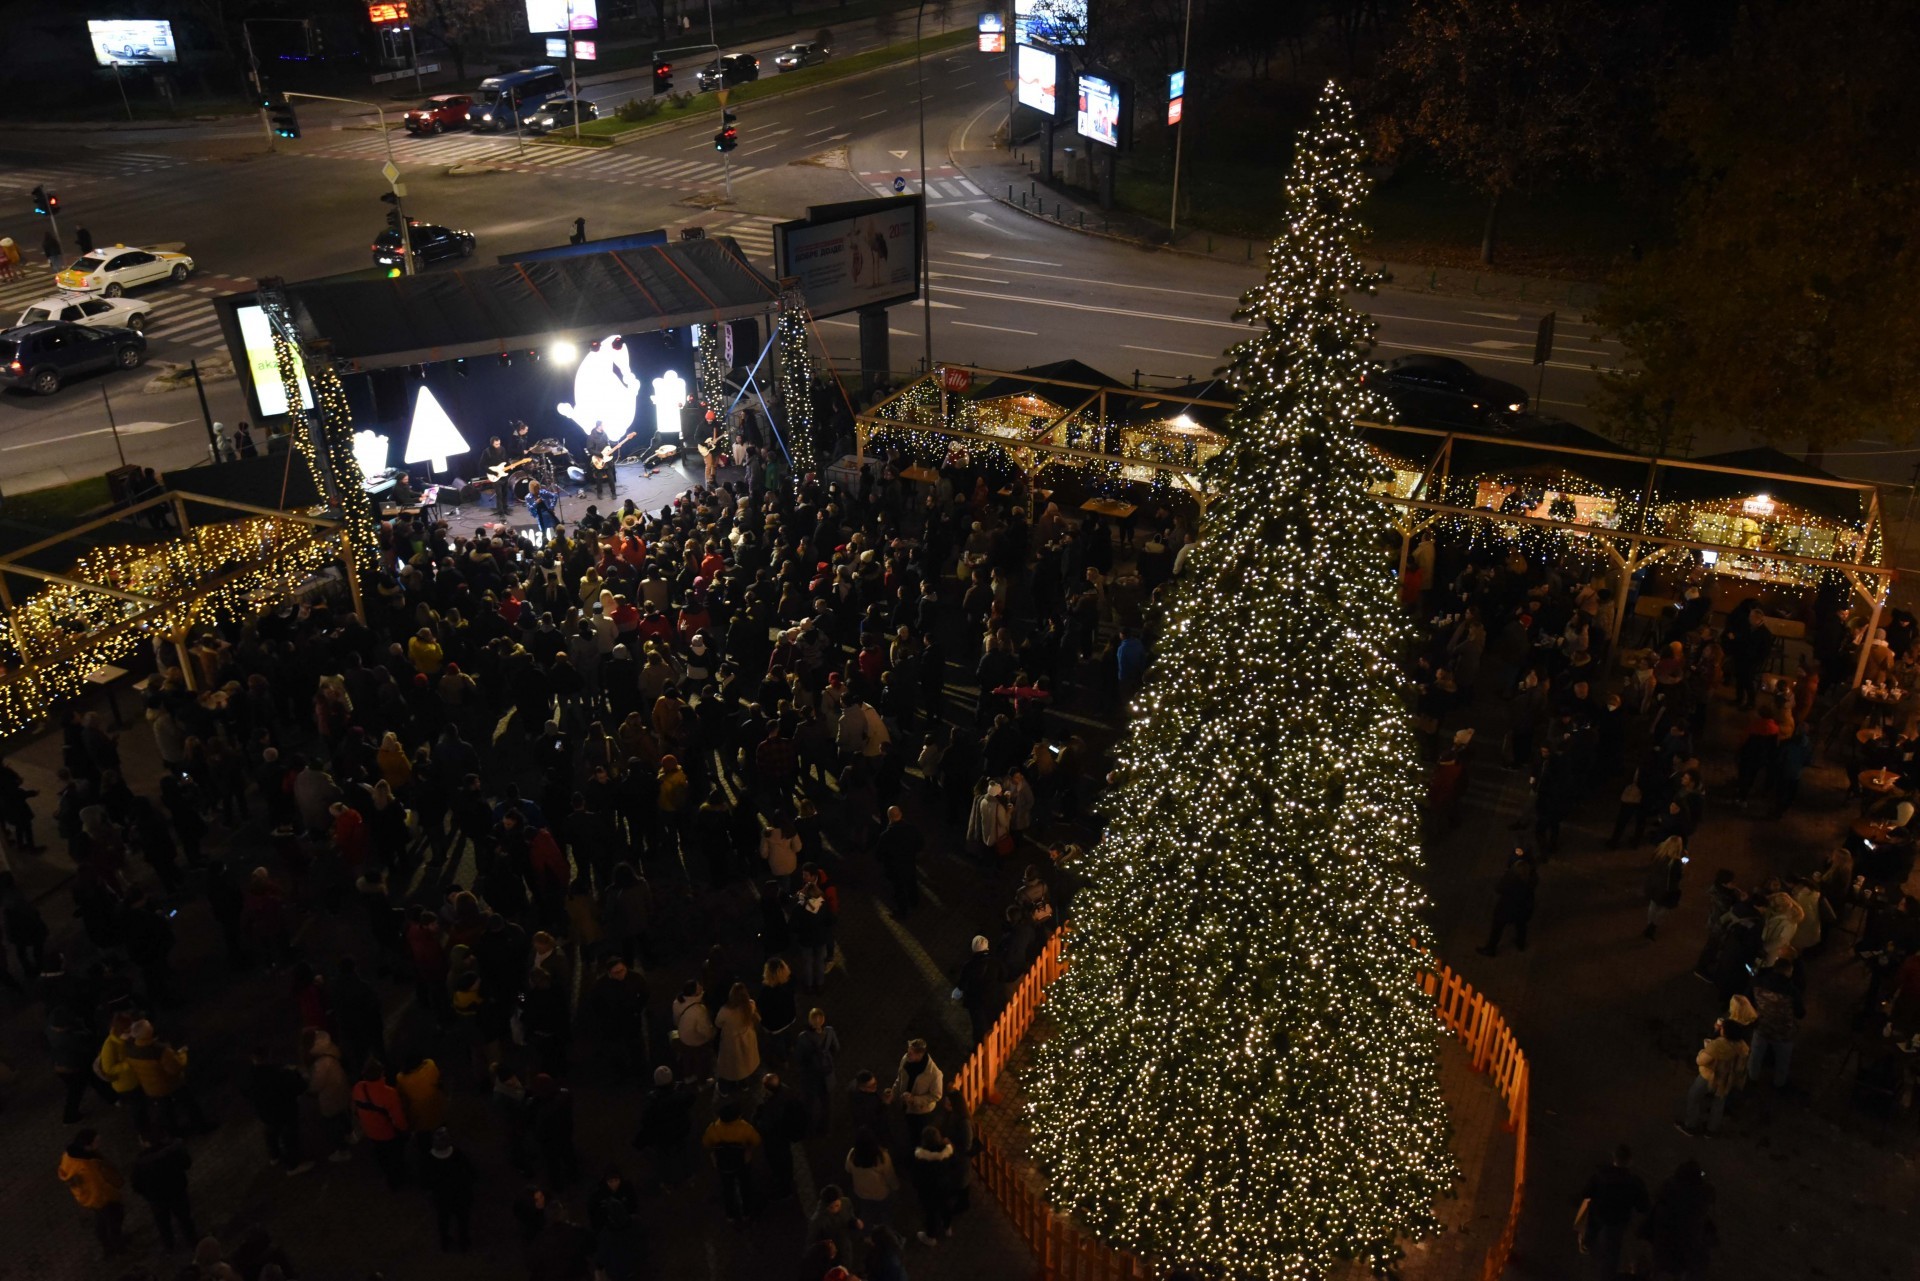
503, 440, 573, 502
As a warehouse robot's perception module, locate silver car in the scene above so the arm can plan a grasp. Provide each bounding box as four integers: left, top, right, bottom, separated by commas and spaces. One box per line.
774, 42, 829, 71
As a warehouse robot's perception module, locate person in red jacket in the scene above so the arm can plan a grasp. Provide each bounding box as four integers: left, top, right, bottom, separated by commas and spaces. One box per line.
351, 1060, 411, 1188
331, 802, 370, 870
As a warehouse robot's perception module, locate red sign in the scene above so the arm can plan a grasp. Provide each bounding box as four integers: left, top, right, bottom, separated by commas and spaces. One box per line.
1167, 96, 1183, 126
978, 33, 1005, 52
939, 366, 973, 394
368, 2, 409, 22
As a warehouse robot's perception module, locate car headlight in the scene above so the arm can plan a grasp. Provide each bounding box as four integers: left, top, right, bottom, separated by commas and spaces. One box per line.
1507, 401, 1525, 413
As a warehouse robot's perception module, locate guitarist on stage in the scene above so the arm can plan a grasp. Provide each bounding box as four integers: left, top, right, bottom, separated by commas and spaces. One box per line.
583, 423, 617, 501
480, 434, 513, 513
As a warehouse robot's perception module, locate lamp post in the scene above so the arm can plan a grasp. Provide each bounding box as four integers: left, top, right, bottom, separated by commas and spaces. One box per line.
1168, 0, 1193, 240
916, 1, 933, 375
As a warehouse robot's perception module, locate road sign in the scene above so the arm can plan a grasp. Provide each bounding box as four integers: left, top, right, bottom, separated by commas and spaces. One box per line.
1533, 311, 1556, 365
893, 176, 908, 193
381, 160, 399, 185
716, 88, 729, 105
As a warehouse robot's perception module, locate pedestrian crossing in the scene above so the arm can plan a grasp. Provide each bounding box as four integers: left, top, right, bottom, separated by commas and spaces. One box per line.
857, 166, 987, 203
0, 269, 245, 353
686, 213, 781, 267
3, 151, 184, 189
298, 132, 755, 191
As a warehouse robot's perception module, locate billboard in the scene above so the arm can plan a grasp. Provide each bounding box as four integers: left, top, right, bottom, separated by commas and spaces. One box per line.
367, 3, 410, 23
88, 19, 178, 66
774, 195, 923, 320
1016, 43, 1058, 115
234, 303, 315, 419
524, 0, 596, 32
1076, 71, 1122, 148
1168, 69, 1185, 126
1014, 0, 1084, 46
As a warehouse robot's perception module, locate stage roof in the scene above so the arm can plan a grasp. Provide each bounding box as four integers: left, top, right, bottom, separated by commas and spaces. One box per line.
282, 238, 780, 372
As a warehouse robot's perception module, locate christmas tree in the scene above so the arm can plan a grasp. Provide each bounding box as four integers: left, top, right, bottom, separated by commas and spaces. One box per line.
1025, 83, 1457, 1280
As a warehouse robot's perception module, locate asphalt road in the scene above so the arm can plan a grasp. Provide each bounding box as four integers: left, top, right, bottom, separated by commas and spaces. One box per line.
0, 40, 1636, 491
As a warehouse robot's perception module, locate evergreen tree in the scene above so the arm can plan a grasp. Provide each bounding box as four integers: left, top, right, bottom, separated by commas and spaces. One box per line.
1025, 83, 1457, 1280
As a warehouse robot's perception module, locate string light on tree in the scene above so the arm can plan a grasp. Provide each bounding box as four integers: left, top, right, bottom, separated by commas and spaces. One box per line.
775, 300, 817, 476
1024, 83, 1457, 1281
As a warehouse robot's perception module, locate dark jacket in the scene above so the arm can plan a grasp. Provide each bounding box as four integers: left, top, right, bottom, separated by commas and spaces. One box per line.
130, 1139, 192, 1203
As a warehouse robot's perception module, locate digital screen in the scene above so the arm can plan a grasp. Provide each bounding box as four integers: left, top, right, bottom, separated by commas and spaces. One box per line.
1169, 70, 1185, 100
367, 3, 410, 23
978, 12, 1005, 32
979, 33, 1005, 52
574, 39, 596, 60
545, 36, 566, 57
524, 0, 596, 32
1167, 95, 1182, 126
88, 20, 178, 66
236, 305, 314, 418
1014, 0, 1084, 46
1016, 43, 1057, 114
774, 197, 921, 320
1076, 72, 1120, 148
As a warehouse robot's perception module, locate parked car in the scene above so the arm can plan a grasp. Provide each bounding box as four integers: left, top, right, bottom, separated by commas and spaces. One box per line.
372, 222, 476, 270
773, 42, 829, 71
405, 94, 473, 135
16, 293, 151, 332
0, 321, 147, 395
54, 245, 194, 296
1370, 353, 1529, 427
696, 53, 760, 91
526, 98, 599, 133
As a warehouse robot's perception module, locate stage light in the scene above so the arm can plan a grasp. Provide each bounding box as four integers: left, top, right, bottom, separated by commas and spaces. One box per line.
551, 341, 579, 365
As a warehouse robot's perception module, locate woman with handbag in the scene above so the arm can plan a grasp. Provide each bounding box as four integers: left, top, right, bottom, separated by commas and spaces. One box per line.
1643, 836, 1687, 940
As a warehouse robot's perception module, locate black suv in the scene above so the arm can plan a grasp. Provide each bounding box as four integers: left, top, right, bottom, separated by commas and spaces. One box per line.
1371, 353, 1530, 428
0, 320, 147, 395
696, 53, 760, 91
372, 223, 477, 270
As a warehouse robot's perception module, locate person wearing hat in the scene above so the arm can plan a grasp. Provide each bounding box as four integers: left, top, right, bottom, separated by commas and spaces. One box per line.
953, 935, 1003, 1048
420, 1127, 476, 1250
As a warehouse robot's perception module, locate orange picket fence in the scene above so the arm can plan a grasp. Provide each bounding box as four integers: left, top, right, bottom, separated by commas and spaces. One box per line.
956, 932, 1530, 1281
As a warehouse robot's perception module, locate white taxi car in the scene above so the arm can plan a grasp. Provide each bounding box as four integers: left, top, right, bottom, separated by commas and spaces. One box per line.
55, 245, 194, 296
16, 293, 151, 332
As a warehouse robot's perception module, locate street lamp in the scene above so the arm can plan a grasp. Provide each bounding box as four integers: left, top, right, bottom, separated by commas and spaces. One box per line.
916, 1, 934, 376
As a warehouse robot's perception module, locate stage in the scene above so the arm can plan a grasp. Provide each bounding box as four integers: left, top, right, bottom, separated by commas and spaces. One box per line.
399, 448, 741, 534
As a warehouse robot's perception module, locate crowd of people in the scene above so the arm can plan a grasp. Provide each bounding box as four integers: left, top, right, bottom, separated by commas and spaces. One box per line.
1411, 540, 1920, 1279
4, 445, 1166, 1280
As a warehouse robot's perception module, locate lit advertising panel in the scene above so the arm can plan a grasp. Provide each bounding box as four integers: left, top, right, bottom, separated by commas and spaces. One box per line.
774, 196, 923, 319
1076, 71, 1120, 147
525, 0, 597, 32
88, 20, 178, 65
1016, 43, 1057, 115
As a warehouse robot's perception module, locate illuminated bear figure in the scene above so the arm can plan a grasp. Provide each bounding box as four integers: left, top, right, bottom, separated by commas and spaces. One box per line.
557, 335, 640, 437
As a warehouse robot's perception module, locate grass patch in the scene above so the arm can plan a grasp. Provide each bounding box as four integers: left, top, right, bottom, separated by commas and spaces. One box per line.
1, 475, 112, 526
581, 27, 971, 138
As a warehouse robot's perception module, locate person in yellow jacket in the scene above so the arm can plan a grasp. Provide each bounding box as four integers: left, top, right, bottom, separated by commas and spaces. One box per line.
57, 1129, 126, 1257
396, 1054, 447, 1135
96, 1013, 143, 1106
124, 1020, 210, 1134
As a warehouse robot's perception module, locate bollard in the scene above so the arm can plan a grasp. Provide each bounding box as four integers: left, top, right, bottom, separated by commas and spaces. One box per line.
1020, 192, 1027, 209
1055, 202, 1062, 219
1008, 184, 1014, 202
1078, 211, 1084, 228
1246, 240, 1253, 260
1207, 234, 1213, 253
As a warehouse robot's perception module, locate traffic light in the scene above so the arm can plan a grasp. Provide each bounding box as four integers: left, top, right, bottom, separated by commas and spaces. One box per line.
267, 93, 301, 139
31, 185, 57, 216
652, 59, 672, 94
714, 108, 737, 153
380, 191, 404, 235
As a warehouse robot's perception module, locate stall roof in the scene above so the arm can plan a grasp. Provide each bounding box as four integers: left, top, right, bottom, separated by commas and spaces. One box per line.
282, 238, 780, 372
1658, 447, 1864, 523
967, 360, 1131, 402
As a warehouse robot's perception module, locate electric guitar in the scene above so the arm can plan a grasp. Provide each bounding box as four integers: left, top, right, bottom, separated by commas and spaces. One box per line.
484, 454, 539, 483
589, 430, 638, 471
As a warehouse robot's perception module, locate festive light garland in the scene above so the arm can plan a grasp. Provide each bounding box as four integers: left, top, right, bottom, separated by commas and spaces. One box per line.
274, 332, 377, 596
696, 323, 727, 421
775, 301, 817, 477
0, 517, 339, 735
1023, 84, 1458, 1280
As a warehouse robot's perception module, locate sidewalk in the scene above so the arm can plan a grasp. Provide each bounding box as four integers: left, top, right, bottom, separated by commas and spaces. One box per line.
949, 134, 1604, 312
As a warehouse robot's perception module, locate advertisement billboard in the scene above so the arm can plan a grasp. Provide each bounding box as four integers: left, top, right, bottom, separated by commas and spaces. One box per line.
524, 0, 596, 33
1014, 0, 1084, 46
774, 196, 923, 320
1076, 71, 1121, 147
234, 303, 314, 419
1167, 69, 1185, 126
87, 19, 178, 66
1016, 43, 1057, 115
367, 3, 410, 23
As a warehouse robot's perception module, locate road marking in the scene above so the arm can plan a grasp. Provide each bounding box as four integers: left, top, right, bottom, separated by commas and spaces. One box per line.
1469, 339, 1532, 351
807, 105, 836, 114
1123, 345, 1216, 359
934, 283, 1252, 332
953, 320, 1037, 335
1465, 310, 1522, 321
1370, 336, 1615, 373
805, 125, 839, 135
859, 89, 886, 99
933, 255, 1239, 301
890, 149, 910, 159
966, 211, 1019, 235
925, 300, 964, 309
2, 419, 197, 450
928, 269, 1011, 284
741, 143, 781, 156
858, 110, 886, 120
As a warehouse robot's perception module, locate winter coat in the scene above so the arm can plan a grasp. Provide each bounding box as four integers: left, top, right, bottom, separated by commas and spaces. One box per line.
911, 1139, 959, 1198
760, 828, 802, 878
97, 1029, 142, 1096
713, 1002, 763, 1083
1694, 1035, 1750, 1097
307, 1036, 351, 1117
1643, 847, 1685, 908
125, 1030, 188, 1098
671, 993, 715, 1049
58, 1147, 122, 1208
130, 1139, 192, 1204
1761, 892, 1806, 964
351, 1076, 410, 1141
891, 1052, 944, 1117
844, 1148, 899, 1203
397, 1060, 447, 1132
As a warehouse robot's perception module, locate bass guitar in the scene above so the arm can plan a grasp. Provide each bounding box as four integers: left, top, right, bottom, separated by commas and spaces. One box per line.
484, 454, 539, 483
